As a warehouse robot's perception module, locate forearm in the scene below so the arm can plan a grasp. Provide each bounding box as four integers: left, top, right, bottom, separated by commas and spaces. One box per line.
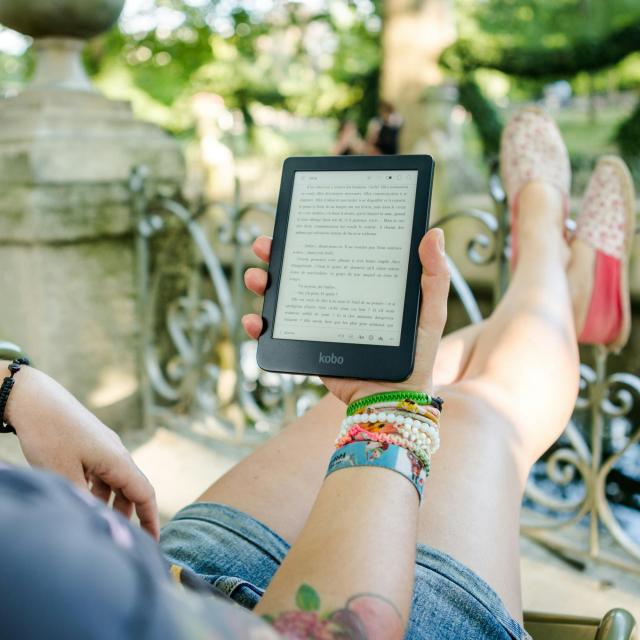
256, 465, 419, 639
0, 361, 86, 475
1, 358, 160, 534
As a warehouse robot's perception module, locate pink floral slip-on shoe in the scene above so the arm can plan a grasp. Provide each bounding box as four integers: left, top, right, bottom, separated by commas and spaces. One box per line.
500, 106, 571, 269
576, 156, 636, 353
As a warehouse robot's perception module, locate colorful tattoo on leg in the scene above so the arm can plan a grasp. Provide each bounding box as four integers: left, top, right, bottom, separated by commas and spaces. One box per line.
263, 584, 403, 639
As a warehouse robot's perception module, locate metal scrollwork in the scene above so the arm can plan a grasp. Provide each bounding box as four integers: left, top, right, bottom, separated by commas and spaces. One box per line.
522, 424, 592, 531
132, 169, 314, 444
595, 372, 640, 562
437, 208, 501, 325
438, 208, 500, 266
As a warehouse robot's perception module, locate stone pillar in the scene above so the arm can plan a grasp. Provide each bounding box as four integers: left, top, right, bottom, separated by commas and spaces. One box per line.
0, 10, 184, 431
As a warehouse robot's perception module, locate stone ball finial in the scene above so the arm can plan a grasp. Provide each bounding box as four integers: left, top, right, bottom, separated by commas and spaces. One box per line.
0, 0, 126, 39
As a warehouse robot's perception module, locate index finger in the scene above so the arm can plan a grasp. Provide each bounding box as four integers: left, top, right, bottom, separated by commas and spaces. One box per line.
124, 468, 160, 540
134, 496, 159, 540
252, 236, 272, 263
97, 458, 160, 539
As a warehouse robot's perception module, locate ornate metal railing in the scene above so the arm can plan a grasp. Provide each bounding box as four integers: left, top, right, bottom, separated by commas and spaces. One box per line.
131, 166, 640, 574
130, 167, 323, 446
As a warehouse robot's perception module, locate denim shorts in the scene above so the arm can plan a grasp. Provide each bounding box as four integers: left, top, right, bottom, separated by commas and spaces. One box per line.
160, 502, 531, 640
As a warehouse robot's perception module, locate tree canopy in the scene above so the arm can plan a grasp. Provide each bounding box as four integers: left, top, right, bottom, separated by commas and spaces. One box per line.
442, 0, 640, 169
82, 0, 382, 135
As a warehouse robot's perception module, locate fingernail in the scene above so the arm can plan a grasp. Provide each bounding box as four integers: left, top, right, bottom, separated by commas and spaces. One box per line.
436, 229, 445, 255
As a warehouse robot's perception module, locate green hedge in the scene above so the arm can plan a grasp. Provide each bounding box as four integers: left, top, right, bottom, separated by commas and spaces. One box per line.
440, 19, 640, 180
457, 77, 503, 163
441, 21, 640, 78
615, 100, 640, 175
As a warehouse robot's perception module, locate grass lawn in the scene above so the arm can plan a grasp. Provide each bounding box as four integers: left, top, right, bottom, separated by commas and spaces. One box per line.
554, 103, 632, 157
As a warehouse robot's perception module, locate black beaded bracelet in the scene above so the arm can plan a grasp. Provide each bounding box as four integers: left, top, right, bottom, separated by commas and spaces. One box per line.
0, 357, 30, 435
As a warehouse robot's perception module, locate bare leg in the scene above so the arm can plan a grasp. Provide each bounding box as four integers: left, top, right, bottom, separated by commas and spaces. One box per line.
199, 186, 580, 622
415, 183, 579, 619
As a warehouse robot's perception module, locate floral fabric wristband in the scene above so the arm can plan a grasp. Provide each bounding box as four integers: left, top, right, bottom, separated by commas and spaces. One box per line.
326, 441, 427, 501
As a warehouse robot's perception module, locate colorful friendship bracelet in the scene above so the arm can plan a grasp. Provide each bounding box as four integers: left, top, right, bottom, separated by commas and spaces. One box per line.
326, 441, 428, 501
338, 413, 440, 452
336, 425, 438, 465
336, 424, 433, 468
329, 390, 445, 501
338, 420, 436, 460
346, 390, 444, 416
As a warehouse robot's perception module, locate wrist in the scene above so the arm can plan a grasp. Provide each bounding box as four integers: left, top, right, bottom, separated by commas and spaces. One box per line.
344, 383, 386, 408
1, 360, 36, 434
346, 378, 434, 407
331, 390, 444, 502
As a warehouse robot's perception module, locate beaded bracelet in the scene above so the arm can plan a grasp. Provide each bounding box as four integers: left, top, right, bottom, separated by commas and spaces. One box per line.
336, 421, 435, 462
347, 390, 444, 416
339, 412, 439, 440
337, 413, 440, 456
337, 422, 437, 461
344, 410, 439, 430
0, 357, 30, 435
357, 400, 441, 422
326, 441, 428, 501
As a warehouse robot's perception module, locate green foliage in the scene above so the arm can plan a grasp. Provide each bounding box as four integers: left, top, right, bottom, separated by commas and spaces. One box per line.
442, 0, 640, 173
442, 20, 640, 79
616, 101, 640, 176
455, 0, 640, 48
82, 1, 381, 136
457, 76, 503, 162
0, 43, 33, 95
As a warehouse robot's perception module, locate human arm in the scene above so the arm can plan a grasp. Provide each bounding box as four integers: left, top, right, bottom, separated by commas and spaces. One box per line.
243, 229, 449, 637
255, 463, 418, 638
1, 362, 159, 538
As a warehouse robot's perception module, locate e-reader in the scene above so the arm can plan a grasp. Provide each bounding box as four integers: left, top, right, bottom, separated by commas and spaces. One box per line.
257, 154, 435, 381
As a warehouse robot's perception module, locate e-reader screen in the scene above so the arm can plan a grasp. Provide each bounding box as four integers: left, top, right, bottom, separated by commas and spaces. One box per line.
272, 170, 418, 347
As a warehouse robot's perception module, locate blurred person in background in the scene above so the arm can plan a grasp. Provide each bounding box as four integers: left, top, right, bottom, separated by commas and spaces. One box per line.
366, 100, 403, 155
331, 118, 364, 155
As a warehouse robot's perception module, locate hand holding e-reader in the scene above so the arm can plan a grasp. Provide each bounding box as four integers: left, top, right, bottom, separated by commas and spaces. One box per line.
252, 155, 435, 382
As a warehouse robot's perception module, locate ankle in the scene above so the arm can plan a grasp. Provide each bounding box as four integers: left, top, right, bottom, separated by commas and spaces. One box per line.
518, 182, 565, 231
515, 182, 568, 267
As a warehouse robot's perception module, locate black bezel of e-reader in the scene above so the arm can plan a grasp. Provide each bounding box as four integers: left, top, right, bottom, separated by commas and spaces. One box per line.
256, 154, 435, 381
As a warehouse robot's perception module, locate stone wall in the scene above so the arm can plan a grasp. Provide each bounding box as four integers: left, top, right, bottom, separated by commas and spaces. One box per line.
0, 88, 184, 432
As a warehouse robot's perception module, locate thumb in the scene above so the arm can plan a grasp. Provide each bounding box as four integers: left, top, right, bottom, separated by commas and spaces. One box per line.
415, 228, 449, 376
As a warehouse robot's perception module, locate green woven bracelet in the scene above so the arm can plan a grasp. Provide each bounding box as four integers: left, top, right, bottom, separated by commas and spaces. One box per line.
347, 390, 439, 416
